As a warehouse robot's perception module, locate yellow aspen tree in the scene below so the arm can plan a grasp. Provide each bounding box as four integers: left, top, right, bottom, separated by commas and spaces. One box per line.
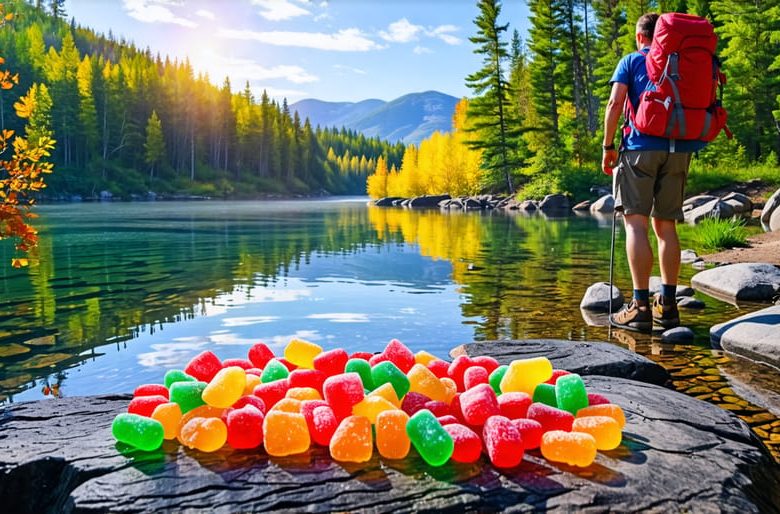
366, 155, 389, 198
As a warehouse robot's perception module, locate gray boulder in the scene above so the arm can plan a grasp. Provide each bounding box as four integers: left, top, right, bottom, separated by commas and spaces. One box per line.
589, 194, 615, 213
538, 193, 569, 211
580, 282, 624, 312
408, 194, 451, 208
518, 200, 538, 211
683, 194, 718, 212
711, 305, 780, 369
463, 198, 482, 210
677, 296, 705, 309
771, 205, 780, 232
761, 188, 780, 231
662, 326, 695, 343
681, 249, 699, 264
572, 200, 591, 211
374, 196, 405, 207
722, 192, 753, 214
692, 262, 780, 302
684, 198, 735, 224
648, 276, 693, 297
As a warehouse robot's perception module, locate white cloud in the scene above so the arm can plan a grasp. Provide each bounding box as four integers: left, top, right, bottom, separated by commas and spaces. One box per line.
429, 25, 461, 45
306, 312, 370, 323
218, 27, 383, 52
195, 9, 215, 20
413, 45, 432, 55
122, 0, 197, 28
333, 64, 366, 75
222, 315, 279, 327
379, 18, 422, 43
251, 0, 311, 21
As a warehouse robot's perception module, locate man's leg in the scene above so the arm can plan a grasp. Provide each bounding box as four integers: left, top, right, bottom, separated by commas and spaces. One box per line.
625, 214, 653, 293
652, 218, 680, 287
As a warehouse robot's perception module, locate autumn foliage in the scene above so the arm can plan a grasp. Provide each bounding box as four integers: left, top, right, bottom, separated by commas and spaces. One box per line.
0, 4, 55, 267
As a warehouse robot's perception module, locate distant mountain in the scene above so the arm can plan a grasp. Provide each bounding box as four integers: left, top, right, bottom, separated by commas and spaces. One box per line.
292, 91, 459, 145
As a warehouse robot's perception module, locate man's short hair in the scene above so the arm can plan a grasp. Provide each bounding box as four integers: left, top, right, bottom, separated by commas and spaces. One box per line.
636, 13, 659, 40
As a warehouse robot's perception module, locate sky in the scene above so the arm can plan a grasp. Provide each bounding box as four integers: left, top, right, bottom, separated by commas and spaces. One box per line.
64, 0, 531, 103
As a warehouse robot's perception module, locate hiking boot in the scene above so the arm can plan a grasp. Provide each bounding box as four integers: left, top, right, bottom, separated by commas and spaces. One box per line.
652, 293, 680, 329
610, 299, 652, 332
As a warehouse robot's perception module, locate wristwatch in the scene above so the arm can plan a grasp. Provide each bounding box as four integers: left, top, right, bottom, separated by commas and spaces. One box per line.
602, 143, 615, 151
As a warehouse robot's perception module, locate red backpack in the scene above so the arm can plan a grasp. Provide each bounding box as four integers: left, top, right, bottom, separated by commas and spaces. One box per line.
627, 12, 730, 142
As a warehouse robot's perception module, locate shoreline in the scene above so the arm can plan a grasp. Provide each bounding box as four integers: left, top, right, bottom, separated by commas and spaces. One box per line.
701, 230, 780, 266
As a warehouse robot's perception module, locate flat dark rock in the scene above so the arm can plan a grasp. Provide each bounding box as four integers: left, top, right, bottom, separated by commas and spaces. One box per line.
451, 339, 670, 386
2, 376, 778, 513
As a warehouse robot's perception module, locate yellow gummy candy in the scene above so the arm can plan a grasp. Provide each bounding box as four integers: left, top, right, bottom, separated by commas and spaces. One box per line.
202, 366, 246, 408
576, 404, 626, 428
414, 350, 440, 366
500, 357, 553, 395
286, 387, 322, 401
407, 363, 448, 403
440, 377, 457, 404
352, 395, 397, 424
368, 382, 401, 407
284, 338, 323, 369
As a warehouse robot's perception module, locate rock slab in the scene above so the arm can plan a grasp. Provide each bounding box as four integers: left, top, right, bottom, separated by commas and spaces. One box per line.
711, 305, 780, 370
761, 188, 780, 231
692, 262, 780, 302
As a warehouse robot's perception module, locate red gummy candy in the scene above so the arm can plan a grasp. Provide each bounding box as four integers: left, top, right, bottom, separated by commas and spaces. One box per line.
544, 369, 572, 385
437, 415, 459, 426
277, 358, 298, 372
472, 356, 500, 374
248, 343, 275, 369
450, 393, 466, 423
301, 399, 329, 436
448, 355, 474, 391
185, 350, 222, 382
128, 395, 168, 417
512, 418, 543, 449
424, 400, 451, 417
313, 348, 349, 377
464, 366, 489, 390
459, 383, 499, 426
323, 372, 365, 419
383, 339, 415, 373
223, 358, 254, 370
233, 395, 266, 414
288, 369, 327, 393
349, 351, 373, 361
587, 393, 611, 406
246, 368, 263, 377
483, 415, 524, 468
498, 392, 532, 420
133, 384, 169, 399
427, 360, 450, 379
311, 405, 339, 446
226, 405, 264, 449
368, 353, 389, 367
401, 392, 431, 417
253, 379, 290, 409
527, 402, 574, 432
445, 423, 483, 463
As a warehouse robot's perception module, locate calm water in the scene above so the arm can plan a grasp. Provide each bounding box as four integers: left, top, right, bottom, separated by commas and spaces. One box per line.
1, 199, 778, 459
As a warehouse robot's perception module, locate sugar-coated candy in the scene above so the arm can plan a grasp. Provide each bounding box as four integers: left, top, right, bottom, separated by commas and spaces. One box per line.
202, 366, 246, 408
555, 374, 588, 415
406, 409, 454, 467
263, 410, 310, 456
447, 355, 474, 391
278, 358, 298, 371
169, 381, 207, 413
383, 339, 415, 373
498, 392, 532, 420
246, 368, 263, 377
464, 366, 489, 390
222, 358, 253, 370
310, 405, 339, 446
576, 404, 625, 428
545, 369, 571, 385
444, 423, 482, 463
371, 361, 410, 399
231, 395, 266, 414
440, 377, 457, 403
572, 416, 621, 450
329, 415, 373, 462
349, 351, 373, 361
226, 405, 264, 449
424, 400, 450, 418
151, 402, 182, 440
483, 415, 524, 468
261, 359, 290, 383
368, 382, 401, 407
344, 358, 374, 390
313, 348, 349, 376
180, 417, 228, 452
244, 374, 262, 396
112, 413, 164, 451
500, 357, 553, 395
527, 402, 574, 432
449, 393, 465, 423
368, 352, 388, 367
285, 338, 323, 369
352, 396, 397, 424
128, 395, 169, 417
459, 383, 499, 426
178, 405, 225, 432
427, 359, 450, 379
164, 369, 196, 389
288, 369, 327, 393
271, 398, 302, 413
401, 392, 430, 416
323, 372, 366, 419
512, 418, 543, 450
375, 410, 410, 460
533, 383, 558, 408
253, 378, 290, 409
286, 387, 322, 401
300, 399, 329, 426
489, 365, 508, 395
437, 415, 459, 426
587, 393, 611, 406
184, 351, 222, 383
472, 356, 500, 374
541, 430, 597, 467
133, 384, 169, 399
407, 363, 448, 402
414, 350, 440, 366
248, 342, 275, 369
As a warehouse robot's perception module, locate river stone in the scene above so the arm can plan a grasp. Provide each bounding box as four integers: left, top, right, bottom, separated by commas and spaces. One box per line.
722, 192, 753, 214
711, 305, 780, 370
692, 262, 780, 302
409, 194, 451, 208
681, 249, 699, 264
684, 198, 735, 224
538, 193, 569, 212
661, 326, 695, 343
761, 188, 780, 231
771, 206, 780, 232
452, 339, 669, 385
648, 276, 693, 297
572, 200, 591, 211
1, 377, 776, 513
683, 194, 718, 211
677, 296, 705, 309
580, 282, 624, 312
374, 196, 405, 207
589, 194, 615, 214
518, 199, 538, 211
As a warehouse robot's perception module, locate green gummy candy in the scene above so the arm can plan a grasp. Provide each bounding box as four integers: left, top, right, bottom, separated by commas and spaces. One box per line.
533, 383, 558, 407
555, 373, 588, 415
489, 365, 508, 395
261, 359, 289, 383
406, 409, 454, 466
346, 359, 374, 390
169, 380, 207, 413
164, 369, 196, 389
371, 361, 410, 399
112, 413, 164, 451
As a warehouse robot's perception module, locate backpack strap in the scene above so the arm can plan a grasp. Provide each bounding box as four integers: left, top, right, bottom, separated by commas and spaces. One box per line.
662, 53, 686, 138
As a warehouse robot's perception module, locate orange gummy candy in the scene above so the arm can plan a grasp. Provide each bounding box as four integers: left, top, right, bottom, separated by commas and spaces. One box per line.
151, 402, 182, 440
329, 415, 373, 462
572, 416, 622, 450
263, 410, 310, 456
375, 410, 410, 460
271, 398, 302, 413
244, 374, 262, 396
179, 417, 228, 452
177, 405, 224, 444
286, 387, 322, 401
540, 430, 597, 467
576, 403, 626, 428
407, 364, 448, 403
440, 377, 457, 403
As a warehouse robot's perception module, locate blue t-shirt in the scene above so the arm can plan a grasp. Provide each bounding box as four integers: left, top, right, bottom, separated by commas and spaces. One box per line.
610, 48, 706, 153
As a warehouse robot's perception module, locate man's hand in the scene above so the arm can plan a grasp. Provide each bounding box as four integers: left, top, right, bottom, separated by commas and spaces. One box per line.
602, 149, 618, 175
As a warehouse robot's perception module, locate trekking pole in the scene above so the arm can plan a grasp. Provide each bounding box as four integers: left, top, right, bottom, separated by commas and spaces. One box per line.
608, 207, 617, 338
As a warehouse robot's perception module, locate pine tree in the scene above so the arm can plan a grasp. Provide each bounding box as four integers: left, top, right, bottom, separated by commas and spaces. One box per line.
76, 55, 98, 164
144, 110, 165, 178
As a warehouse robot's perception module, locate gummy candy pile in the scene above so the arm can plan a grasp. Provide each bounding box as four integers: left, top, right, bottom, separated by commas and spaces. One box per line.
113, 338, 625, 468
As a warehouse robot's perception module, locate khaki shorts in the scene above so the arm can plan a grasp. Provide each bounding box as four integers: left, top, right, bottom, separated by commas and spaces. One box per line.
613, 150, 692, 221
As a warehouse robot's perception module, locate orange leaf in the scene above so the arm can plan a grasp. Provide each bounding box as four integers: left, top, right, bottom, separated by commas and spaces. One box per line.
11, 258, 28, 268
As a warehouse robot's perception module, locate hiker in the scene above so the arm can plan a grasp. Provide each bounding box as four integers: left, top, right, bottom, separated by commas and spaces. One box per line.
601, 13, 710, 332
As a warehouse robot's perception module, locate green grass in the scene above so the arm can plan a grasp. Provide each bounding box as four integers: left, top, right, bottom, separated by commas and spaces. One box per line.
686, 161, 780, 197
691, 217, 750, 252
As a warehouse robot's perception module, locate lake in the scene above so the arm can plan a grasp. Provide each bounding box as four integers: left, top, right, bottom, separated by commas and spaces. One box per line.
0, 199, 778, 460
